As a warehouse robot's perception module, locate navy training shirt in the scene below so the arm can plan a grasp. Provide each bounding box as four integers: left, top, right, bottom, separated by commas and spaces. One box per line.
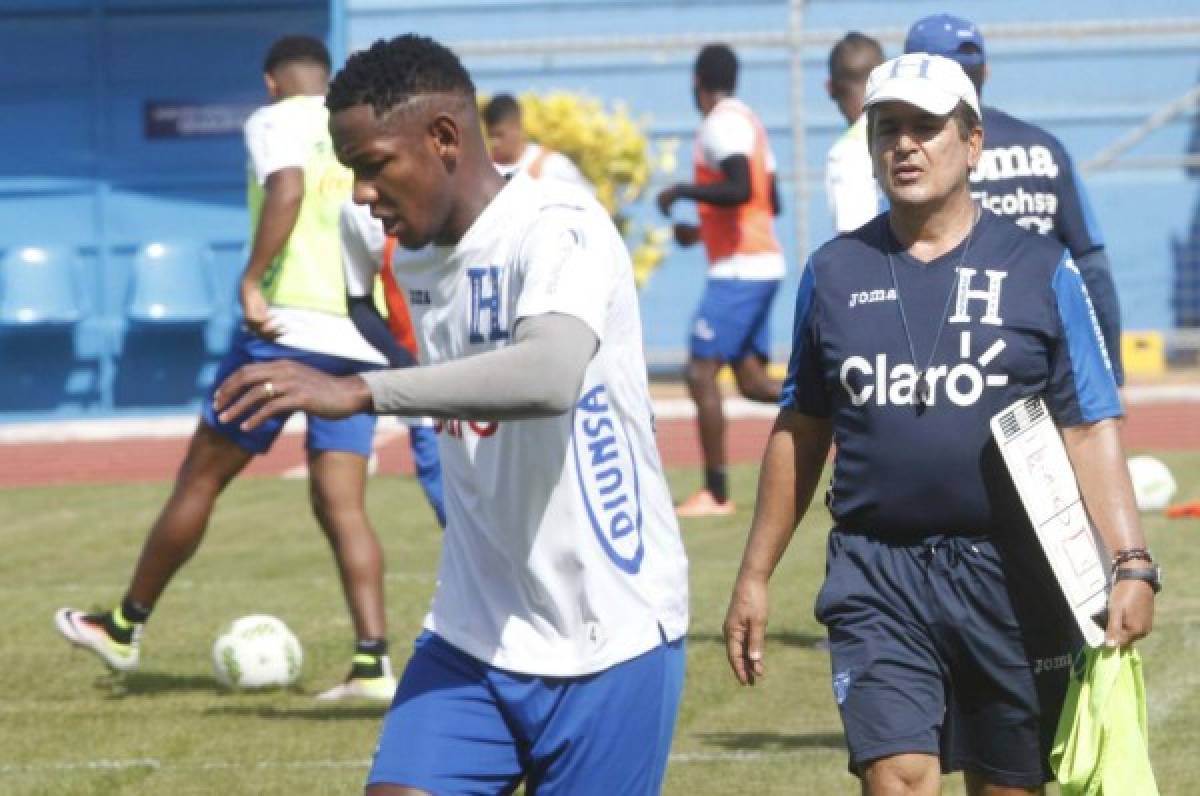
781, 210, 1121, 538
972, 107, 1103, 257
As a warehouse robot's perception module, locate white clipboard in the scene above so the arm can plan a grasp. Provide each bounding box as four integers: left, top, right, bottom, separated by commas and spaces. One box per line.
990, 395, 1110, 647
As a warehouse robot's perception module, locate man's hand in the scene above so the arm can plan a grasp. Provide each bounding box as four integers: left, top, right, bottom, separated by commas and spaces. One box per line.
240, 278, 284, 341
213, 360, 373, 430
724, 572, 769, 686
1104, 572, 1155, 647
673, 222, 701, 247
656, 185, 681, 217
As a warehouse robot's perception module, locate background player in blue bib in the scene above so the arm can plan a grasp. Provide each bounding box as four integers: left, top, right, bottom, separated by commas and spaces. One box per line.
724, 54, 1156, 795
905, 13, 1125, 386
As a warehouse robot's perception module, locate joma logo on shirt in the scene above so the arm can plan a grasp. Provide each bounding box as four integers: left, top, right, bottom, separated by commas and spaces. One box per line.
848, 288, 897, 308
970, 144, 1060, 183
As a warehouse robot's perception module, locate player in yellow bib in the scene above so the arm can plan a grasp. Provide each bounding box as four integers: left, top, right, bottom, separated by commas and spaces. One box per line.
55, 36, 406, 702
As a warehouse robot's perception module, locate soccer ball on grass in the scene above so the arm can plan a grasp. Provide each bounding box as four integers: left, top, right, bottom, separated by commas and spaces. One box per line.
212, 614, 303, 690
1126, 456, 1177, 513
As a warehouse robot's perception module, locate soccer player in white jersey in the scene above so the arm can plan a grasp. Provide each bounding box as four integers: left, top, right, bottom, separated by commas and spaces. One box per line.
824, 32, 886, 234
484, 93, 593, 192
214, 35, 689, 796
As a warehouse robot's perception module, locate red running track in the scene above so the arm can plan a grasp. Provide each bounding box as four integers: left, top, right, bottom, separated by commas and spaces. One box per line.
1, 403, 1198, 488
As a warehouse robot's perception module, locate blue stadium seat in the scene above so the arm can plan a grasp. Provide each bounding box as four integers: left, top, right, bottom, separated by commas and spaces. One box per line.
0, 245, 82, 326
127, 239, 214, 323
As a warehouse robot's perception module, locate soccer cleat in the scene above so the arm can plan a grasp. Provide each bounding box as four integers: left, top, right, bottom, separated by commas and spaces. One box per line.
54, 608, 141, 672
675, 489, 736, 518
315, 655, 397, 702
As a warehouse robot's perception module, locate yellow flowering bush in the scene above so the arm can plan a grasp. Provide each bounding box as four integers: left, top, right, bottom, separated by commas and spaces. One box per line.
482, 92, 676, 288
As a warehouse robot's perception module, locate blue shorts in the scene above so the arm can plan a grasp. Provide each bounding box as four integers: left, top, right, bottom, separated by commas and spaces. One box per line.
814, 531, 1078, 788
688, 277, 780, 363
368, 631, 686, 795
202, 330, 378, 457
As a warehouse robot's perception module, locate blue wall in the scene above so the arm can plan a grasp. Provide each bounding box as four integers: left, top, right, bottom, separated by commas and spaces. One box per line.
0, 0, 328, 420
0, 0, 1196, 420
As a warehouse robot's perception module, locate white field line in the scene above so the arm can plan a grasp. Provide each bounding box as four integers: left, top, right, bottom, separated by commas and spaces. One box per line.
0, 750, 801, 775
2, 385, 1198, 444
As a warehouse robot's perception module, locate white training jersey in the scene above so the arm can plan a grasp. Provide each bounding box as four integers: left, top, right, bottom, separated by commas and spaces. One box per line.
243, 97, 383, 365
343, 172, 689, 677
694, 98, 786, 280
825, 115, 882, 234
496, 143, 594, 194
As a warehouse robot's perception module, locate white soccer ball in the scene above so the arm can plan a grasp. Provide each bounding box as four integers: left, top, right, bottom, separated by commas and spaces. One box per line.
1127, 456, 1177, 512
212, 614, 303, 690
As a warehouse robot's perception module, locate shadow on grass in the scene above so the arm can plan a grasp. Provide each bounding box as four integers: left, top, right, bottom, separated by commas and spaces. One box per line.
99, 671, 222, 698
687, 630, 828, 649
204, 704, 387, 721
697, 731, 845, 751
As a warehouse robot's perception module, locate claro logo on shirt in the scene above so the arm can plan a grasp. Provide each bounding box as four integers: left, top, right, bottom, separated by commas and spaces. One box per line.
572, 384, 644, 575
840, 268, 1010, 407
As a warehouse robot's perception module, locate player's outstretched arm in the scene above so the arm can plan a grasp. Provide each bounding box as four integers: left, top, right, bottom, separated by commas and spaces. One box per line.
724, 409, 832, 686
1062, 418, 1155, 646
214, 312, 598, 428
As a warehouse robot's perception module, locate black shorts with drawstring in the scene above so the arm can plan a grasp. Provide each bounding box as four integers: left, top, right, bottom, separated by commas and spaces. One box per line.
814, 529, 1082, 788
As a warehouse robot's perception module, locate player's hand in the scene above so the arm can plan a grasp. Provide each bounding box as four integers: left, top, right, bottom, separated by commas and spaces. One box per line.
673, 222, 700, 247
656, 186, 680, 217
724, 572, 769, 686
240, 279, 284, 341
1104, 572, 1155, 647
212, 360, 372, 430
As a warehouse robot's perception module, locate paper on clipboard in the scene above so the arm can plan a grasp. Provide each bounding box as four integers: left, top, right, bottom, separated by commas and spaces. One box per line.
991, 395, 1110, 647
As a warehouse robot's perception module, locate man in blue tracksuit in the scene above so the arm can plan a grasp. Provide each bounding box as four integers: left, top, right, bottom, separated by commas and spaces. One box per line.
905, 13, 1125, 385
724, 54, 1156, 795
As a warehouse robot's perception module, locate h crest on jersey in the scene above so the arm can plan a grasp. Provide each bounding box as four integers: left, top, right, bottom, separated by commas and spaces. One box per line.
467, 266, 509, 344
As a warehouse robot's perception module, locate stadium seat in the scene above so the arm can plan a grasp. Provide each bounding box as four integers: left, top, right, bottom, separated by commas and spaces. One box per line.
127, 239, 214, 323
0, 245, 83, 326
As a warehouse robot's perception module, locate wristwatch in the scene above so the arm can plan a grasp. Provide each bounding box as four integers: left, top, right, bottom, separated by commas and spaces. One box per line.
1114, 566, 1162, 594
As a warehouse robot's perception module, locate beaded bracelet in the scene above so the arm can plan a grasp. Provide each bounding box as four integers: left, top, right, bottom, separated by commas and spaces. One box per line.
1112, 548, 1154, 568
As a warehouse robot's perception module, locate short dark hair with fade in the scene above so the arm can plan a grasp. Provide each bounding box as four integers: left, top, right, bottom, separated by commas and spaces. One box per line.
694, 43, 738, 93
326, 34, 476, 117
828, 32, 884, 86
482, 94, 521, 127
263, 34, 331, 74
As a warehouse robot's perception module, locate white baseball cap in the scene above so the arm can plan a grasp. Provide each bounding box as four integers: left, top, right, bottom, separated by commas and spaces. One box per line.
863, 53, 981, 119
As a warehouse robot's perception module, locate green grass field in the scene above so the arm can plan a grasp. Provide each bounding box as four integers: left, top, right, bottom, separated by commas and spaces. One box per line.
2, 454, 1199, 795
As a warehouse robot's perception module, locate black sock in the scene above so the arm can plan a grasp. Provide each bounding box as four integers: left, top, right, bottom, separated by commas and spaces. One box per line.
705, 468, 729, 503
352, 639, 388, 678
121, 597, 151, 624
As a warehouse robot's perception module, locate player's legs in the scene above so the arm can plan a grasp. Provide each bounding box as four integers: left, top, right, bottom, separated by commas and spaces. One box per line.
525, 636, 686, 795
56, 332, 282, 671
683, 354, 729, 506
307, 449, 386, 642
963, 771, 1042, 796
731, 353, 780, 404
367, 632, 525, 794
730, 279, 782, 404
860, 754, 941, 796
125, 424, 255, 608
815, 532, 951, 783
938, 536, 1074, 792
306, 399, 398, 701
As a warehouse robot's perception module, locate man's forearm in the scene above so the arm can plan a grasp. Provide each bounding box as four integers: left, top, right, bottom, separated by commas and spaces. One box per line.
737, 411, 833, 580
1063, 418, 1146, 556
361, 313, 598, 421
244, 170, 303, 283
